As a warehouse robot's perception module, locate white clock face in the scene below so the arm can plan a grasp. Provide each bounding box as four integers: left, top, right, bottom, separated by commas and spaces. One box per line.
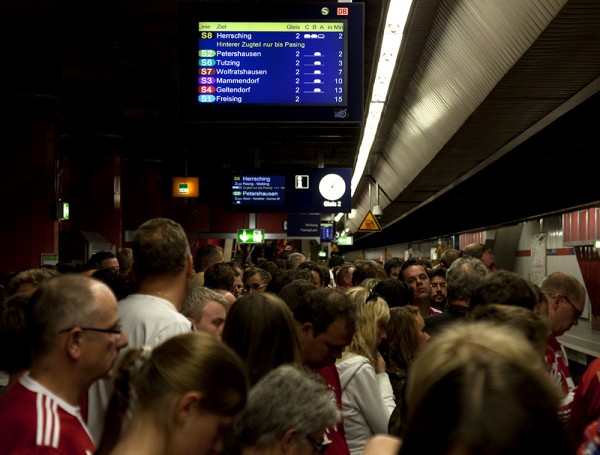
319, 173, 346, 201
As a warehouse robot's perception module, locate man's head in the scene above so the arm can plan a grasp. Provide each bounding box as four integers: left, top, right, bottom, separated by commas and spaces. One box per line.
5, 267, 60, 297
116, 247, 134, 274
384, 257, 404, 280
460, 243, 497, 273
292, 288, 355, 369
445, 257, 487, 307
469, 269, 537, 313
439, 249, 460, 269
429, 268, 447, 309
540, 272, 586, 336
28, 275, 128, 386
181, 283, 227, 340
298, 261, 328, 288
194, 244, 225, 273
352, 260, 387, 286
278, 279, 317, 311
286, 252, 307, 270
335, 264, 355, 288
132, 217, 193, 281
372, 279, 413, 308
227, 261, 244, 299
400, 258, 432, 306
87, 251, 120, 271
242, 267, 272, 294
204, 262, 235, 292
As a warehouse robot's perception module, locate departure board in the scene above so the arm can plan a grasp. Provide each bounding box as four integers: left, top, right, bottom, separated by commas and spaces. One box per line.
179, 2, 364, 123
197, 22, 347, 105
231, 175, 286, 206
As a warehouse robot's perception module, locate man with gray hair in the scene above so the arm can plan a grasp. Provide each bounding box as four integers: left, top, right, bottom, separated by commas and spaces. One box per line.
0, 274, 128, 453
540, 271, 586, 424
181, 281, 228, 340
424, 256, 487, 337
460, 242, 497, 273
234, 365, 340, 453
286, 252, 306, 270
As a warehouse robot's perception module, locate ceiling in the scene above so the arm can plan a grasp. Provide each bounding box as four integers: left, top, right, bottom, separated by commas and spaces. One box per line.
2, 0, 600, 250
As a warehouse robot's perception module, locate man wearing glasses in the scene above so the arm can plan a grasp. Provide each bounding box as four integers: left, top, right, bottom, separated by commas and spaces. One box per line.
540, 271, 587, 425
0, 274, 128, 454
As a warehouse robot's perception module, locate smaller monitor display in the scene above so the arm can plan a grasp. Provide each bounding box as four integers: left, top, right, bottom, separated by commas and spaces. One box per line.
231, 174, 285, 208
320, 221, 335, 242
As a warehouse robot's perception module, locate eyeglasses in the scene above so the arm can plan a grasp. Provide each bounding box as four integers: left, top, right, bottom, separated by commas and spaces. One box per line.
431, 283, 447, 289
557, 294, 582, 318
59, 324, 123, 336
244, 283, 267, 293
306, 435, 327, 454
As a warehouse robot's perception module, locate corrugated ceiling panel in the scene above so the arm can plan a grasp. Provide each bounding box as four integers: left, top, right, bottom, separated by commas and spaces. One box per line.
350, 0, 566, 231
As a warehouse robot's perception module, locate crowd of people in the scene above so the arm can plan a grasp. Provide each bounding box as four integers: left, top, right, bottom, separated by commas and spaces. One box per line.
0, 217, 597, 455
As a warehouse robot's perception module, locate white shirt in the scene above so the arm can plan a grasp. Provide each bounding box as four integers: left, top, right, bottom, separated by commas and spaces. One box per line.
86, 293, 192, 443
336, 354, 395, 455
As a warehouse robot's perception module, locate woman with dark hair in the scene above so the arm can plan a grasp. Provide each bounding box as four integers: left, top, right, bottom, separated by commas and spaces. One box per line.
385, 306, 430, 436
222, 292, 302, 386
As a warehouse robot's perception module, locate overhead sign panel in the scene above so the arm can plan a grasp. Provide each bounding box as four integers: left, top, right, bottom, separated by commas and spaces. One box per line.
287, 214, 320, 237
229, 168, 351, 213
287, 168, 351, 213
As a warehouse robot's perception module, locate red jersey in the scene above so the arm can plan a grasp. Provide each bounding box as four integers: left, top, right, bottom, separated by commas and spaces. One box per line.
317, 365, 351, 455
546, 334, 576, 424
570, 358, 600, 448
0, 374, 95, 454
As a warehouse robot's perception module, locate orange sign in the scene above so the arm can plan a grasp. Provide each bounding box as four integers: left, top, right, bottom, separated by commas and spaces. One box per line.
172, 177, 199, 198
357, 211, 382, 232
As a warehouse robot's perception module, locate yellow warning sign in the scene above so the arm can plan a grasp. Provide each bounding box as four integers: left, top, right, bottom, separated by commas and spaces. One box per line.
357, 211, 382, 232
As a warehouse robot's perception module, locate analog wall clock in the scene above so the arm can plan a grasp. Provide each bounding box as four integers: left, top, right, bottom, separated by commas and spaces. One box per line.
319, 173, 346, 201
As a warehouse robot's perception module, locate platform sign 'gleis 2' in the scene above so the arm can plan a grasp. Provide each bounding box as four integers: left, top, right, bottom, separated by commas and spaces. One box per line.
287, 168, 351, 213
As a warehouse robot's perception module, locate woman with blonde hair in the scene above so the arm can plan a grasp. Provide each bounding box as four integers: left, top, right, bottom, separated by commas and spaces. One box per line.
398, 321, 570, 454
336, 287, 394, 455
96, 332, 248, 455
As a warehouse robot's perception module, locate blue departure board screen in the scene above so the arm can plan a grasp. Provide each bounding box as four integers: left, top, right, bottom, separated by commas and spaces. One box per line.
179, 3, 364, 123
232, 174, 286, 207
197, 22, 347, 105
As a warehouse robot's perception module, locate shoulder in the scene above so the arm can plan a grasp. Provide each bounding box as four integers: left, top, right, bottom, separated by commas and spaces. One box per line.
338, 354, 370, 369
362, 435, 402, 455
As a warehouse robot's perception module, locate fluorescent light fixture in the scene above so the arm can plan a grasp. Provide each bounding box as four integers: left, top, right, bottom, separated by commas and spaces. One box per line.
335, 212, 344, 222
351, 0, 412, 196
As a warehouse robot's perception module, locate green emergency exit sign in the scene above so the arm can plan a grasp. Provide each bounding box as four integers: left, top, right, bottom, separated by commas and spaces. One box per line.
338, 235, 353, 245
237, 229, 265, 244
